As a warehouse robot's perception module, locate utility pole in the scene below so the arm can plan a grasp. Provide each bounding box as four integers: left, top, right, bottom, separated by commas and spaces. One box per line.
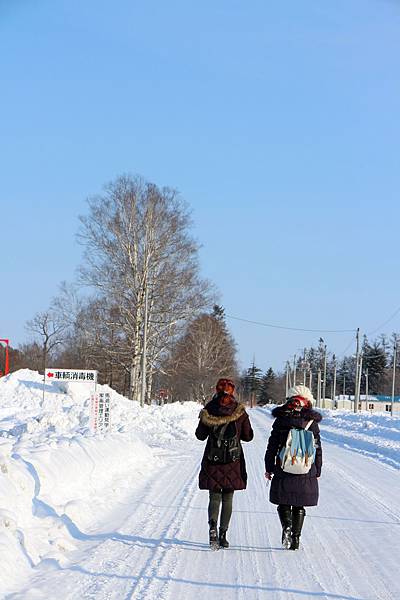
391, 337, 397, 417
317, 369, 321, 408
285, 362, 290, 396
140, 282, 149, 408
354, 328, 360, 413
343, 373, 346, 397
357, 354, 363, 411
365, 368, 369, 411
293, 354, 297, 386
303, 348, 307, 385
308, 369, 312, 394
332, 354, 337, 409
322, 343, 327, 409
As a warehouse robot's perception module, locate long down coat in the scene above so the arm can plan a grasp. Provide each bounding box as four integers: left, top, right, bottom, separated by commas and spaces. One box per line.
195, 397, 254, 492
264, 405, 323, 507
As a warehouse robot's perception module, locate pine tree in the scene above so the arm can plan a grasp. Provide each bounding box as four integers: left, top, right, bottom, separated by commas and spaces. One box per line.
337, 356, 356, 396
241, 361, 263, 404
259, 367, 276, 404
363, 341, 387, 394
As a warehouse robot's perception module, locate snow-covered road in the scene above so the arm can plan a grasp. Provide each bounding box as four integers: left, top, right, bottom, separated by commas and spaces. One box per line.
8, 407, 400, 600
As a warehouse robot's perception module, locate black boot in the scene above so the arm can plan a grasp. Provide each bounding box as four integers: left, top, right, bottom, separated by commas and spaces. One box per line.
277, 505, 292, 549
219, 528, 229, 549
209, 520, 218, 549
290, 507, 306, 550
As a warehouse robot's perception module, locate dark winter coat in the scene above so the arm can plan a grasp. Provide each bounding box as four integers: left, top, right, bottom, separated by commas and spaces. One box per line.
264, 404, 322, 507
195, 396, 254, 492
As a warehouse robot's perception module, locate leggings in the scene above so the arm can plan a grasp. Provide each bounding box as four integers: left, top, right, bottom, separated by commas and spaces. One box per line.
208, 490, 234, 530
278, 504, 305, 518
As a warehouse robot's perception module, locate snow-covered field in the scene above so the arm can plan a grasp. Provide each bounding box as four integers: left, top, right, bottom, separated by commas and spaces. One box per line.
0, 370, 399, 599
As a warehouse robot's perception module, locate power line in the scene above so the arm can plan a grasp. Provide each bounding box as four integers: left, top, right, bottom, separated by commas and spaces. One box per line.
222, 301, 400, 339
338, 335, 357, 359
225, 313, 356, 334
367, 304, 400, 336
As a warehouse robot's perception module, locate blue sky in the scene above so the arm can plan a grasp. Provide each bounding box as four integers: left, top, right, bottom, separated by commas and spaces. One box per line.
1, 0, 400, 372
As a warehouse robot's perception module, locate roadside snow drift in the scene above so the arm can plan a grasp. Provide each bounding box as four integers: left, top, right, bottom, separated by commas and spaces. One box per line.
0, 370, 199, 593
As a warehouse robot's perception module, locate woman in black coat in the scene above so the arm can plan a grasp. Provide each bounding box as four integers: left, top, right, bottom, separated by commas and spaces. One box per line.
264, 385, 322, 550
196, 378, 253, 548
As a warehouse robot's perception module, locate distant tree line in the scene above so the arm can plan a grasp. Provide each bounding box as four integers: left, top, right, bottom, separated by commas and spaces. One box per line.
228, 331, 400, 407
288, 334, 400, 399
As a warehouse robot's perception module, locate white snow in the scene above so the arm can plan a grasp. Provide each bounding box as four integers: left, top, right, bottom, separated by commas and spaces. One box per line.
0, 370, 399, 599
318, 409, 400, 470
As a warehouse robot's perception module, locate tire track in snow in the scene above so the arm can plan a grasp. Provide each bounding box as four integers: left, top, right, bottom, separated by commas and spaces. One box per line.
119, 450, 202, 600
315, 442, 400, 600
125, 458, 201, 600
324, 460, 400, 524
41, 448, 202, 600
247, 409, 285, 597
303, 519, 360, 600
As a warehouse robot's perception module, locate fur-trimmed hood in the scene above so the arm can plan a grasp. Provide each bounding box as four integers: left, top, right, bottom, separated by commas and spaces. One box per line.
199, 402, 247, 427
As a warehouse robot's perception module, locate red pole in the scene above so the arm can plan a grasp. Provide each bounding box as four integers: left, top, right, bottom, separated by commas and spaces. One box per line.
0, 339, 10, 376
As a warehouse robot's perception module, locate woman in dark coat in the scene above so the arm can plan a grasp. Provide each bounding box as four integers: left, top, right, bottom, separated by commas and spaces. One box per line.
264, 384, 322, 550
195, 378, 253, 548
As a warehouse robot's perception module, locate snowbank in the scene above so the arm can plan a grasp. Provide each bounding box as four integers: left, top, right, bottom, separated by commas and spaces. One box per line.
0, 369, 199, 593
319, 408, 400, 469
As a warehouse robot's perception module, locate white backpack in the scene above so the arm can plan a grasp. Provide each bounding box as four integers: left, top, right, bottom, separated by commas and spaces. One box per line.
279, 420, 316, 475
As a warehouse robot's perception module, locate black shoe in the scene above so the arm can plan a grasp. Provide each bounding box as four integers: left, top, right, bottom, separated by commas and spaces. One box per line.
290, 507, 305, 550
277, 505, 292, 550
290, 534, 300, 550
219, 528, 229, 548
209, 520, 218, 549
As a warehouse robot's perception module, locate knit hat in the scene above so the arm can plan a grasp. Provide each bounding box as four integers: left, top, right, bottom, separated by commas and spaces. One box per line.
216, 378, 235, 395
287, 384, 314, 405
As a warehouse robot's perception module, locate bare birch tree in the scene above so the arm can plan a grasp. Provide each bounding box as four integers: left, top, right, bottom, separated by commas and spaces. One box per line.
77, 175, 210, 400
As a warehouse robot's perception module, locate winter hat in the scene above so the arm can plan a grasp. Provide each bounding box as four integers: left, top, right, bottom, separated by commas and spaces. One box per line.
216, 378, 235, 396
287, 384, 314, 407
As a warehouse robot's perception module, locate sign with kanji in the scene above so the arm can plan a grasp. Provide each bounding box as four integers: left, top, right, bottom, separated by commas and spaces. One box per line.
45, 368, 97, 383
90, 392, 111, 433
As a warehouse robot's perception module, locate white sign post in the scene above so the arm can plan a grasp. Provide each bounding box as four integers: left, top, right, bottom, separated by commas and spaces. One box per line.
90, 392, 111, 433
45, 369, 98, 385
43, 368, 98, 409
44, 369, 111, 432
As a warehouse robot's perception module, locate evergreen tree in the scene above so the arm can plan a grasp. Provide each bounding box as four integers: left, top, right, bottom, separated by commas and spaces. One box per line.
259, 367, 276, 404
337, 357, 354, 396
362, 340, 387, 394
241, 361, 263, 403
212, 304, 225, 321
307, 347, 318, 373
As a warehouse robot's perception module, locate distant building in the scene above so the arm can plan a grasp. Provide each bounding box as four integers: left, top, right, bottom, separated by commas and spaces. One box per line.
327, 395, 400, 414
